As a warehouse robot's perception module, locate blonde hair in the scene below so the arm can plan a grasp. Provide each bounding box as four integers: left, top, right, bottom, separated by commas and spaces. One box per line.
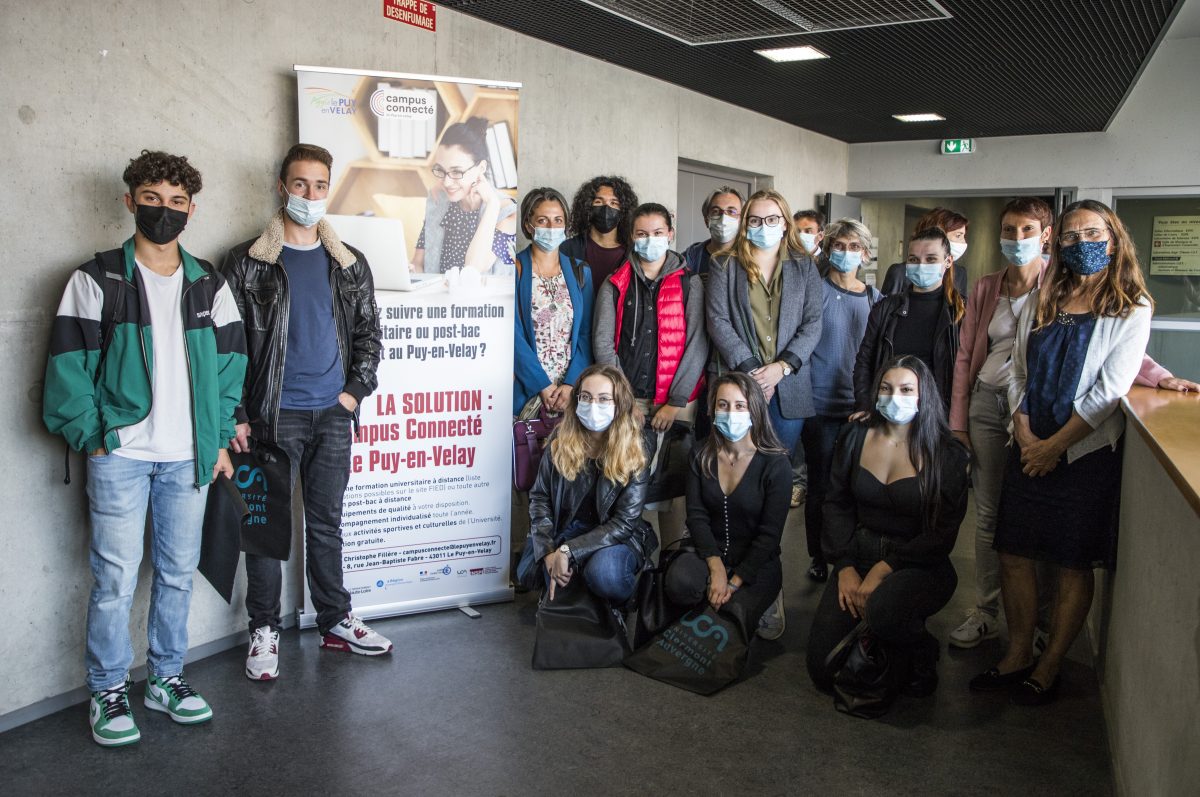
1035, 200, 1153, 330
549, 365, 647, 485
721, 189, 808, 285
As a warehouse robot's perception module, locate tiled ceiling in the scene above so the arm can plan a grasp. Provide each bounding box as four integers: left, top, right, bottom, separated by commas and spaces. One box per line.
439, 0, 1184, 143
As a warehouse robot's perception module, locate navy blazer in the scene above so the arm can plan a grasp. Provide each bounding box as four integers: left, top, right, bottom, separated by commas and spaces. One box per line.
513, 245, 594, 415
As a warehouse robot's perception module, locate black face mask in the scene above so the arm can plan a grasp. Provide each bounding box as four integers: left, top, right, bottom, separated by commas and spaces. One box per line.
590, 204, 621, 234
135, 203, 189, 245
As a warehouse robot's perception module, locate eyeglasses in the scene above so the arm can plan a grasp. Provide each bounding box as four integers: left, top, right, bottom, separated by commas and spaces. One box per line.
831, 242, 864, 253
746, 215, 784, 228
431, 161, 480, 181
577, 393, 614, 405
707, 208, 740, 220
1058, 227, 1109, 246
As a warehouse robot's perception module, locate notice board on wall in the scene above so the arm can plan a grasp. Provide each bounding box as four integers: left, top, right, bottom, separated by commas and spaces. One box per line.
1150, 216, 1200, 276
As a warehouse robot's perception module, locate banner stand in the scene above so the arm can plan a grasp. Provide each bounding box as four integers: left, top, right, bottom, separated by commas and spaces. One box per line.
297, 587, 512, 630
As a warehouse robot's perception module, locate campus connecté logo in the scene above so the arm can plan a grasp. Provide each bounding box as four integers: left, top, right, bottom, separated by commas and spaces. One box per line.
679, 612, 730, 652
304, 86, 356, 116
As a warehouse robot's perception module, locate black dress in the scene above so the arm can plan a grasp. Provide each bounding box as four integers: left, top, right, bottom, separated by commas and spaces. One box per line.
664, 450, 791, 631
805, 421, 968, 691
994, 312, 1121, 569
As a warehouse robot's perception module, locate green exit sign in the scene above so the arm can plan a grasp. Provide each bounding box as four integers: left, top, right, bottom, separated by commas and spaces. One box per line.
940, 138, 975, 155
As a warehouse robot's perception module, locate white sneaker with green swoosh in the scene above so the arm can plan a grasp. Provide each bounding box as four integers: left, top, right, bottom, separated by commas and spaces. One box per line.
144, 673, 213, 724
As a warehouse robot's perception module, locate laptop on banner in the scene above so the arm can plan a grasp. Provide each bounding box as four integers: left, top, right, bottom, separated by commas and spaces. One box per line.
324, 213, 441, 292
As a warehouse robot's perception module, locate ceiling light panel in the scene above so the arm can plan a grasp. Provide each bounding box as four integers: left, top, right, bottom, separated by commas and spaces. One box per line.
893, 113, 946, 122
756, 45, 829, 62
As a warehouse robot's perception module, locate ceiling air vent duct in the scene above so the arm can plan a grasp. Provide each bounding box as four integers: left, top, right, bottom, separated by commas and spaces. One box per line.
577, 0, 952, 45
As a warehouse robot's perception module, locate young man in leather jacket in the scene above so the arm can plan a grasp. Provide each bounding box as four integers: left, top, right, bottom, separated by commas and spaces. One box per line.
220, 144, 389, 680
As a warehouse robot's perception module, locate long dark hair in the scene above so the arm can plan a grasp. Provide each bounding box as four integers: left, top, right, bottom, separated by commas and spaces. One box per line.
867, 355, 961, 532
907, 227, 965, 322
696, 372, 786, 478
567, 175, 639, 246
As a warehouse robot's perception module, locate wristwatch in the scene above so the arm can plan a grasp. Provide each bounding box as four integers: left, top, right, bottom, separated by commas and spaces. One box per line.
777, 360, 793, 376
558, 544, 572, 561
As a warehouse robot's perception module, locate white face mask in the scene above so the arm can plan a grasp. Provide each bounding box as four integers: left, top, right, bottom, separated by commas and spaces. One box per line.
949, 240, 968, 260
285, 193, 326, 228
708, 214, 739, 244
798, 232, 819, 254
575, 400, 615, 432
876, 394, 919, 425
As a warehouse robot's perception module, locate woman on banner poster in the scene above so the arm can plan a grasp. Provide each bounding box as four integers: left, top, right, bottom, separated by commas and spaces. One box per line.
411, 116, 517, 275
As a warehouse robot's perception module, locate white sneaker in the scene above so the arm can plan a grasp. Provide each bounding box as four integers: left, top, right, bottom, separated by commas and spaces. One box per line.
245, 626, 280, 680
320, 615, 393, 656
949, 610, 1001, 649
756, 591, 786, 640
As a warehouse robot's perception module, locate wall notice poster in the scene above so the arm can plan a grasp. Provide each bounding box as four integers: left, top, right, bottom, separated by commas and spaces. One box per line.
294, 65, 519, 625
1150, 216, 1200, 276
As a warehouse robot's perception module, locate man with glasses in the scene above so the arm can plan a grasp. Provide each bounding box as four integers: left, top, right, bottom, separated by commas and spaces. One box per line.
221, 144, 391, 682
684, 186, 745, 279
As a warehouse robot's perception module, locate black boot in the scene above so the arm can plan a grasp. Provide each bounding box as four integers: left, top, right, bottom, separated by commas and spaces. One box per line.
902, 633, 940, 697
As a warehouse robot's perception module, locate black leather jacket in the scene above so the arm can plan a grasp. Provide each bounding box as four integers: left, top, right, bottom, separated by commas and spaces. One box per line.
219, 213, 382, 442
527, 447, 658, 568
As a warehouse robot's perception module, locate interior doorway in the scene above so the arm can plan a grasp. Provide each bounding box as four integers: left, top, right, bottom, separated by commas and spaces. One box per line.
676, 160, 763, 249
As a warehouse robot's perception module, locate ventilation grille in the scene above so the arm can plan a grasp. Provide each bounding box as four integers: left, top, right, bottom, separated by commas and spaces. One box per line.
577, 0, 951, 44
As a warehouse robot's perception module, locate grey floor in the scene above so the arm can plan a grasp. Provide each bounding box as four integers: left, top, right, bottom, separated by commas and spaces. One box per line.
0, 495, 1113, 796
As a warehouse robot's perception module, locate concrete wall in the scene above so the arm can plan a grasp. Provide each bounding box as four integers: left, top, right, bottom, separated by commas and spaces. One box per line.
1097, 418, 1200, 796
0, 1, 847, 722
847, 26, 1200, 195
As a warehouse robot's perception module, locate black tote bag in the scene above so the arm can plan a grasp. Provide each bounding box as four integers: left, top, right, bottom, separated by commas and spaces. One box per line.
824, 621, 899, 719
532, 575, 631, 670
624, 604, 750, 695
631, 541, 692, 649
230, 442, 293, 561
198, 474, 249, 603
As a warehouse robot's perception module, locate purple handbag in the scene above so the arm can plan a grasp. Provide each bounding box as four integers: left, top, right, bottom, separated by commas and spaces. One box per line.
512, 406, 562, 491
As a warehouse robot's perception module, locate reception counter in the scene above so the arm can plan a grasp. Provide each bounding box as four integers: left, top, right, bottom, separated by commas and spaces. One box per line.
1095, 386, 1200, 796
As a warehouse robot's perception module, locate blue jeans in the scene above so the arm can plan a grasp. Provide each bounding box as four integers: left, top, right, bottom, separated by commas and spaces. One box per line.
518, 520, 641, 602
85, 456, 208, 692
767, 393, 805, 456
245, 406, 353, 634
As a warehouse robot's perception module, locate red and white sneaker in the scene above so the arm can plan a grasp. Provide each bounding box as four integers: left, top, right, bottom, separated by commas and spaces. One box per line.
245, 626, 280, 680
320, 615, 393, 656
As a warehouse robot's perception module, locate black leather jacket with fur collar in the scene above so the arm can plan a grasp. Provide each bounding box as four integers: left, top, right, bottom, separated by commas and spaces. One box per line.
220, 211, 382, 442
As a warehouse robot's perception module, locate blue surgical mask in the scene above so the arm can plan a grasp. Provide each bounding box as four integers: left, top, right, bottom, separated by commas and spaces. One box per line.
798, 232, 819, 253
634, 235, 670, 262
876, 394, 919, 425
950, 241, 968, 261
906, 262, 946, 290
1060, 240, 1111, 276
1000, 237, 1043, 267
709, 215, 739, 243
532, 226, 567, 252
829, 249, 863, 273
746, 224, 784, 249
575, 400, 615, 432
285, 193, 326, 228
713, 410, 752, 442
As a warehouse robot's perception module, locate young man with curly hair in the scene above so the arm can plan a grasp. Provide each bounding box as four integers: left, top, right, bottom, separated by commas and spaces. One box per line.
43, 150, 247, 746
561, 175, 639, 296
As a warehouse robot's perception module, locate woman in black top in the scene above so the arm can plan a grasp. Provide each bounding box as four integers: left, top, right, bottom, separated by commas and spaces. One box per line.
807, 355, 970, 696
852, 228, 964, 415
664, 372, 792, 633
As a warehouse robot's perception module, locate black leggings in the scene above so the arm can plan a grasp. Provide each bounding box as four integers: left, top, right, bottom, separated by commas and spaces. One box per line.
806, 558, 957, 691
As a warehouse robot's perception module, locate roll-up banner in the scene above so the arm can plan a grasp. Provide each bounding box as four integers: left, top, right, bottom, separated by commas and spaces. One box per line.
294, 65, 520, 626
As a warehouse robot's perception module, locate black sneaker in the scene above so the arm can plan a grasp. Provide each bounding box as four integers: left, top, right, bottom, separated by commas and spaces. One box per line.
806, 561, 828, 582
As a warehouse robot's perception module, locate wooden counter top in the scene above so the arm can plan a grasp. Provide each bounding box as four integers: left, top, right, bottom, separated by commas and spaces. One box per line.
1123, 386, 1200, 517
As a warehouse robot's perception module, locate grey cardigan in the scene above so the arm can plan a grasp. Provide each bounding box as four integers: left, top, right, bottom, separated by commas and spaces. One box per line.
593, 251, 709, 407
706, 251, 824, 419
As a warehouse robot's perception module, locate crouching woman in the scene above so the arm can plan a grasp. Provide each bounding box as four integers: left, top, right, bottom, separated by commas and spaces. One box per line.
520, 365, 657, 604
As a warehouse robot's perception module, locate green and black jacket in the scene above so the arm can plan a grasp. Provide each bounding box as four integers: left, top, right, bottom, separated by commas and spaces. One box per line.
43, 238, 248, 486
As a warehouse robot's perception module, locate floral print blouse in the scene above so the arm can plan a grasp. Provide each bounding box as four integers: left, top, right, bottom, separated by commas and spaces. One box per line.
531, 272, 574, 386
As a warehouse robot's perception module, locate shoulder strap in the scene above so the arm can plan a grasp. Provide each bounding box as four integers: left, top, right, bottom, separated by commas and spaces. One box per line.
94, 250, 127, 361
570, 256, 584, 289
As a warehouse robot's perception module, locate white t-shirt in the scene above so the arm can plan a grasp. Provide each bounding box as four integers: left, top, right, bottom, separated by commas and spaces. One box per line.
977, 292, 1031, 388
115, 261, 194, 462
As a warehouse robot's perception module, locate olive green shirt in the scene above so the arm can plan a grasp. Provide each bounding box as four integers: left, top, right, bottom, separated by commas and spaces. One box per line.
747, 261, 783, 366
